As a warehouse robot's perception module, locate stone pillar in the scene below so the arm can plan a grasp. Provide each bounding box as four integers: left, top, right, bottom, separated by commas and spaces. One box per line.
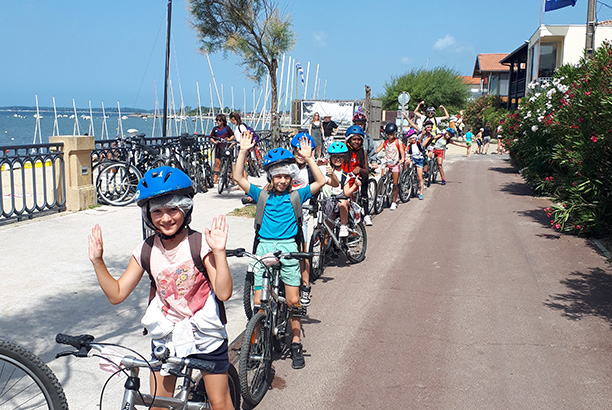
49, 135, 97, 211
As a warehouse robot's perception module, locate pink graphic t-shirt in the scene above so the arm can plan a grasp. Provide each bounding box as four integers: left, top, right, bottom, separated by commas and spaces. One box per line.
133, 234, 212, 324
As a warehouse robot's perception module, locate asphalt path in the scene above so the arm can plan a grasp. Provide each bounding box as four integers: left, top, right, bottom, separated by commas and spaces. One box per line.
254, 153, 612, 409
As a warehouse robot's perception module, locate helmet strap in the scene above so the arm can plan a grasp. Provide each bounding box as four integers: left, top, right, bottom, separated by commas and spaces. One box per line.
156, 224, 186, 241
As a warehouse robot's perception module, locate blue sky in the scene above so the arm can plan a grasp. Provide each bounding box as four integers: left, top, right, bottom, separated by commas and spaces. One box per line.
1, 0, 610, 110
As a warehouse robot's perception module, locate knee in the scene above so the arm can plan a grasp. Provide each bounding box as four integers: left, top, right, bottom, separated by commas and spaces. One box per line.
287, 293, 300, 307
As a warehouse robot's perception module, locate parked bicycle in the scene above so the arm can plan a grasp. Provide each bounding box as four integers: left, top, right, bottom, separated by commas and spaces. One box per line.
226, 248, 311, 407
309, 195, 367, 282
55, 333, 240, 410
217, 142, 236, 194
0, 338, 68, 410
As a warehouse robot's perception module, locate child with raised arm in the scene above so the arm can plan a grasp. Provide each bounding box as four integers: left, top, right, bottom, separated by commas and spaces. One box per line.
88, 166, 234, 410
233, 131, 326, 369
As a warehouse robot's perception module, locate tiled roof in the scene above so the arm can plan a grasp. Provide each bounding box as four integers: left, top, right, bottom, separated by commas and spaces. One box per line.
459, 75, 481, 85
599, 19, 612, 26
473, 53, 510, 76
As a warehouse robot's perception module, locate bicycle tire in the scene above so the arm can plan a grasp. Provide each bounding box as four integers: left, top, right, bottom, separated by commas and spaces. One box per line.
398, 169, 411, 203
344, 221, 367, 263
243, 270, 255, 320
426, 164, 433, 187
432, 161, 439, 184
189, 363, 241, 410
272, 292, 290, 353
96, 162, 142, 206
218, 159, 229, 194
0, 339, 69, 410
374, 177, 385, 214
365, 178, 377, 217
308, 228, 326, 282
239, 312, 272, 407
204, 162, 214, 189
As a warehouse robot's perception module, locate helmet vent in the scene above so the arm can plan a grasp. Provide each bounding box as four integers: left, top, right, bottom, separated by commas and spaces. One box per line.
141, 180, 148, 188
164, 171, 172, 182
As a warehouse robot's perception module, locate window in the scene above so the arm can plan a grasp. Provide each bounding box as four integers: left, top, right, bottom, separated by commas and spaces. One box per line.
538, 42, 557, 78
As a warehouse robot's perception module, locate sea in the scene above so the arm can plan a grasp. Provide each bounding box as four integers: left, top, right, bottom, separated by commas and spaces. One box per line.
0, 106, 224, 147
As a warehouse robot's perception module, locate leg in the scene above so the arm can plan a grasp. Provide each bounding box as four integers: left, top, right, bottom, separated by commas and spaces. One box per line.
392, 171, 400, 203
213, 158, 221, 184
149, 372, 177, 410
417, 167, 424, 195
437, 157, 445, 182
202, 372, 233, 410
338, 200, 349, 225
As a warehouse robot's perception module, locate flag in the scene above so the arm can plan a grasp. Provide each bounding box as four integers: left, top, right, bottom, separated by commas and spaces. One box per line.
296, 61, 305, 85
545, 0, 577, 12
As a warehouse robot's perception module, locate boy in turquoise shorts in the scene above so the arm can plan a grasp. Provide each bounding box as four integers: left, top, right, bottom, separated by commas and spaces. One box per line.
234, 132, 325, 369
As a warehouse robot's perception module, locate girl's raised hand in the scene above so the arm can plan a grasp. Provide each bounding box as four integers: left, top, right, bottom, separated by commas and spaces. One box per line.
297, 136, 312, 159
205, 215, 229, 252
88, 224, 104, 263
240, 131, 256, 151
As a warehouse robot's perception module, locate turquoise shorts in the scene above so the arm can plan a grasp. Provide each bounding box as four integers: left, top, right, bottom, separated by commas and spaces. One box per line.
251, 238, 301, 289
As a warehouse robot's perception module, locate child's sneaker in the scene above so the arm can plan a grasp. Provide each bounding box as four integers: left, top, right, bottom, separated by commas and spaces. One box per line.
441, 180, 446, 186
390, 202, 397, 210
418, 194, 424, 200
339, 225, 349, 237
363, 215, 373, 226
300, 286, 311, 306
291, 342, 305, 369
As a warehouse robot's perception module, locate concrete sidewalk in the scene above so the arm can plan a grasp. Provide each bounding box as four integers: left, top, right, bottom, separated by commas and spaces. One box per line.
0, 142, 472, 409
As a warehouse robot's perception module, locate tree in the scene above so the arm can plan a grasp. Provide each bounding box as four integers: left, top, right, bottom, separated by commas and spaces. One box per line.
189, 0, 295, 145
381, 67, 469, 114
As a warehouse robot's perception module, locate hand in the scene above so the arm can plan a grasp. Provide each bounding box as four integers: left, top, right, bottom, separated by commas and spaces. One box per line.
205, 215, 229, 252
239, 132, 256, 152
353, 166, 361, 175
88, 224, 104, 264
326, 165, 333, 176
297, 136, 313, 159
419, 100, 425, 105
355, 176, 362, 187
370, 162, 378, 170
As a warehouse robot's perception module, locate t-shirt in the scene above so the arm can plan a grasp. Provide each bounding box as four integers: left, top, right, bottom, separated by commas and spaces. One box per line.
233, 124, 247, 143
210, 126, 234, 145
248, 184, 312, 239
383, 139, 401, 164
465, 131, 473, 143
407, 142, 424, 160
433, 136, 449, 150
417, 115, 446, 133
322, 120, 338, 137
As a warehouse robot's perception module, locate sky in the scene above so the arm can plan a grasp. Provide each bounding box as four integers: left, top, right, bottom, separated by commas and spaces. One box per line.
1, 0, 611, 111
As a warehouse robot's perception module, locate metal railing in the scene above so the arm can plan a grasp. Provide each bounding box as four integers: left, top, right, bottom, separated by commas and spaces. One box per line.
0, 143, 66, 224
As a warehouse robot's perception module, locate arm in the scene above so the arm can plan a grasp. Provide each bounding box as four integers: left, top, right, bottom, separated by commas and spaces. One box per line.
308, 123, 313, 135
375, 141, 384, 154
88, 224, 145, 305
326, 166, 340, 187
234, 132, 255, 192
439, 105, 450, 121
414, 101, 424, 117
399, 143, 406, 164
203, 215, 232, 301
296, 136, 325, 194
343, 177, 361, 197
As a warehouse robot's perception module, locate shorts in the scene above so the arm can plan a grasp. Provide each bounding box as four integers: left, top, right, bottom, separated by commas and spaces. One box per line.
252, 238, 301, 289
412, 157, 424, 168
483, 136, 491, 144
150, 339, 230, 374
466, 141, 472, 146
387, 164, 401, 174
433, 149, 445, 159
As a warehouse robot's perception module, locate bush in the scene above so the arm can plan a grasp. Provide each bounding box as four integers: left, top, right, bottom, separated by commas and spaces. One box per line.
464, 94, 508, 130
502, 42, 612, 236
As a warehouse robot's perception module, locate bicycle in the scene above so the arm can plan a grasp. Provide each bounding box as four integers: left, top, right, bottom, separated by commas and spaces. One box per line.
354, 168, 378, 219
217, 143, 236, 194
225, 248, 311, 407
55, 333, 240, 410
399, 161, 419, 203
374, 161, 397, 214
309, 195, 367, 281
0, 338, 68, 410
426, 155, 439, 187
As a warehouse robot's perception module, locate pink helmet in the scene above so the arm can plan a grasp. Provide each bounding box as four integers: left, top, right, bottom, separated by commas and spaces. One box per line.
352, 113, 367, 123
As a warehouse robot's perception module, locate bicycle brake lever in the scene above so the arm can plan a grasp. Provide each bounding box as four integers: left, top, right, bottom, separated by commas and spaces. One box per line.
55, 350, 77, 359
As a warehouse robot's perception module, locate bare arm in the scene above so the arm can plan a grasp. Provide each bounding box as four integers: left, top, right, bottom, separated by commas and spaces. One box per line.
88, 224, 145, 305
203, 215, 232, 301
439, 105, 450, 121
295, 136, 325, 194
375, 142, 384, 154
234, 132, 255, 193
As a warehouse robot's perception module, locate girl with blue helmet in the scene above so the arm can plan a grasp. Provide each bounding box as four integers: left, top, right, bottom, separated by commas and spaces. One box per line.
234, 130, 326, 369
88, 166, 234, 409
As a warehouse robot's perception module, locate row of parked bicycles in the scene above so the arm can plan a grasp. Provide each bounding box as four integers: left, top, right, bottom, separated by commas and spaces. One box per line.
92, 132, 275, 206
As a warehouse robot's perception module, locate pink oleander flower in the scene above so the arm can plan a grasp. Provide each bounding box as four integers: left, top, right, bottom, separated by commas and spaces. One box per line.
578, 118, 584, 122
577, 225, 582, 229
555, 223, 561, 230
585, 91, 592, 96
591, 136, 598, 143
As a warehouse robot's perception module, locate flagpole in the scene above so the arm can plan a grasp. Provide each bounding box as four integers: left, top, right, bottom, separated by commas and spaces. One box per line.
586, 0, 596, 56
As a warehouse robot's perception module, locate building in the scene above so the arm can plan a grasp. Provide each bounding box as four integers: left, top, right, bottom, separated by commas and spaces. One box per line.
459, 76, 482, 100
471, 53, 510, 98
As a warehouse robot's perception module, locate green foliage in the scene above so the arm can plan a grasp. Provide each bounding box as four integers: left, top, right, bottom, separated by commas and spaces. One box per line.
380, 67, 469, 113
502, 42, 612, 236
464, 94, 507, 130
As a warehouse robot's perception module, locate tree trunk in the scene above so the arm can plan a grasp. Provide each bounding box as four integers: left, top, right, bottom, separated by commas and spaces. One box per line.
269, 59, 281, 147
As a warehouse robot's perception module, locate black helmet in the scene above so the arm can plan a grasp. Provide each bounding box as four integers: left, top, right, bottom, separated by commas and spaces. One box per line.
384, 122, 398, 135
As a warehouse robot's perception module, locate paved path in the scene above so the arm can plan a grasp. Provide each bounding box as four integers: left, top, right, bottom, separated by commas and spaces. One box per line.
252, 152, 612, 409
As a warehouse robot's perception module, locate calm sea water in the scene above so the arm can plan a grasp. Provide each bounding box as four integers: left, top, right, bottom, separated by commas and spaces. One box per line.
0, 107, 221, 147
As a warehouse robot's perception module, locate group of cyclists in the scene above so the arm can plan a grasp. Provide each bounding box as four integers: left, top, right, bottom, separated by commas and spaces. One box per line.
85, 101, 466, 409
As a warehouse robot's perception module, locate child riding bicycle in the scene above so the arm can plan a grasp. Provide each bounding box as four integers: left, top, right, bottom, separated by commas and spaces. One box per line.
88, 166, 234, 410
375, 122, 405, 210
233, 131, 326, 369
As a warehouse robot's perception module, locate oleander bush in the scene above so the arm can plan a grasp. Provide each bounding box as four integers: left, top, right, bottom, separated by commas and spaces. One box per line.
464, 94, 507, 130
502, 42, 612, 236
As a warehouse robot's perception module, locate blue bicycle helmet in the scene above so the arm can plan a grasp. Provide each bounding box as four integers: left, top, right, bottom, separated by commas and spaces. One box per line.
290, 132, 316, 149
345, 125, 365, 140
136, 166, 194, 207
328, 141, 348, 155
446, 127, 456, 135
262, 147, 296, 171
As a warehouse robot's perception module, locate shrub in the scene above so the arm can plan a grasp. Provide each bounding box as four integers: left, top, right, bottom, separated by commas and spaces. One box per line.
464, 94, 507, 130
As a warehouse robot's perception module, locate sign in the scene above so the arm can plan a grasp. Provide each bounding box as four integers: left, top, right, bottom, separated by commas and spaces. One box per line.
397, 92, 411, 107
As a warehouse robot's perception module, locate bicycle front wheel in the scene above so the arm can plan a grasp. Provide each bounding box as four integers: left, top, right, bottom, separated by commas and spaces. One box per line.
96, 162, 142, 206
0, 339, 68, 410
398, 169, 411, 203
308, 228, 326, 282
366, 178, 377, 216
243, 270, 255, 320
218, 159, 229, 194
239, 312, 272, 407
374, 176, 386, 214
344, 221, 367, 263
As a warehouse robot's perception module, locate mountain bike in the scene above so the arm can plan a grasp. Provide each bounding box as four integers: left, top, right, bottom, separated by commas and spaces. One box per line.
309, 195, 367, 281
226, 248, 311, 407
399, 161, 419, 202
55, 333, 240, 410
426, 155, 439, 187
374, 161, 397, 214
0, 338, 68, 410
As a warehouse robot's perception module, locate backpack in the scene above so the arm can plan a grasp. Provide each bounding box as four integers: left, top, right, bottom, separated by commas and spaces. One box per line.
253, 189, 304, 250
140, 229, 227, 333
241, 124, 260, 143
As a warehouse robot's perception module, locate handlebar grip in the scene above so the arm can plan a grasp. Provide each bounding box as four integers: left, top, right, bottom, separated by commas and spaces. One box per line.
226, 248, 245, 257
55, 333, 94, 349
284, 252, 312, 260
186, 358, 216, 373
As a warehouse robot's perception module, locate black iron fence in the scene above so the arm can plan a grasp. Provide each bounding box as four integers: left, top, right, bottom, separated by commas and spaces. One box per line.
0, 143, 66, 224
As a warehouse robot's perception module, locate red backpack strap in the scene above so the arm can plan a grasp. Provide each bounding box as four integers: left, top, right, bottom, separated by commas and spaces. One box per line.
187, 229, 227, 325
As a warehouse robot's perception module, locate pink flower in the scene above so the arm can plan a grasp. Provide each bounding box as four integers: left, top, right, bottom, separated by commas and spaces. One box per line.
578, 118, 584, 123
577, 225, 582, 229
591, 136, 598, 143
547, 212, 551, 217
585, 91, 592, 96
555, 223, 561, 230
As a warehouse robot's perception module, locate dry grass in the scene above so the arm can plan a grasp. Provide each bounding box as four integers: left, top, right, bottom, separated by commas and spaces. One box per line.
227, 205, 256, 218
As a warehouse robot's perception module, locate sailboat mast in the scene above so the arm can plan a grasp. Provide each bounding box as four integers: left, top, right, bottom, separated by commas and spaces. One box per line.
162, 0, 172, 137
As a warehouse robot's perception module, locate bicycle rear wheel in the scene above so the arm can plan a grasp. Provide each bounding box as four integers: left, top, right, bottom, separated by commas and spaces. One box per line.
96, 162, 142, 206
344, 220, 367, 263
398, 169, 411, 203
374, 176, 385, 214
218, 159, 229, 194
0, 339, 68, 410
308, 228, 326, 282
204, 162, 214, 189
239, 312, 272, 407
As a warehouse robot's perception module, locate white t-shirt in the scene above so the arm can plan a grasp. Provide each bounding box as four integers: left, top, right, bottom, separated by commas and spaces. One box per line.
233, 124, 248, 143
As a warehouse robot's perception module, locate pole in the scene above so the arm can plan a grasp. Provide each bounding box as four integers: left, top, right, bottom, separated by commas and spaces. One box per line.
162, 0, 172, 137
586, 0, 597, 56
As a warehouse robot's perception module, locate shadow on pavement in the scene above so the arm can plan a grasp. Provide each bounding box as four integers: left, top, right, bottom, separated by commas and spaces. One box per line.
516, 208, 552, 228
545, 267, 612, 327
488, 165, 519, 175
499, 181, 534, 196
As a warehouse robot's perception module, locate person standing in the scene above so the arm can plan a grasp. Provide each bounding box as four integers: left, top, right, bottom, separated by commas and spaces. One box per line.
482, 123, 492, 154
308, 112, 324, 159
322, 115, 338, 158
209, 114, 235, 184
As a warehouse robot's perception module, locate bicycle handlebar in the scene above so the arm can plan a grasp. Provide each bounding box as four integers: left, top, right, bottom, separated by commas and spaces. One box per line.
225, 248, 313, 261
